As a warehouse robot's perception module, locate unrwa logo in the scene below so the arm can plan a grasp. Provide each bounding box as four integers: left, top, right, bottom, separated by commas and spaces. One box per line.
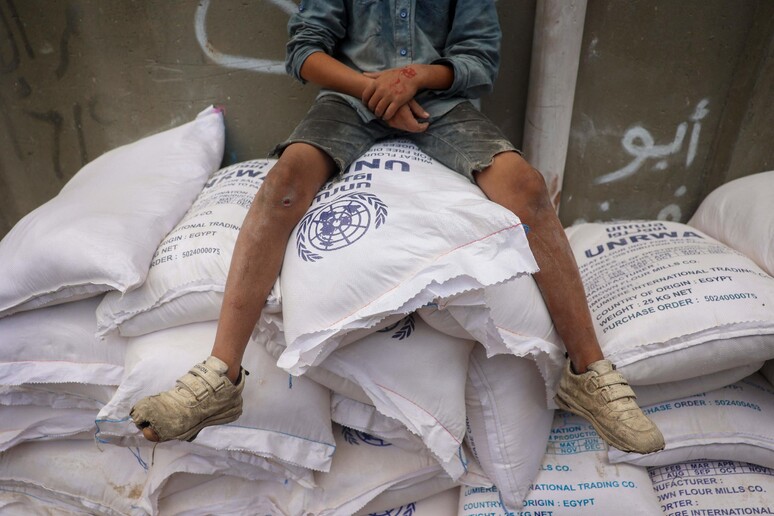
296, 192, 387, 262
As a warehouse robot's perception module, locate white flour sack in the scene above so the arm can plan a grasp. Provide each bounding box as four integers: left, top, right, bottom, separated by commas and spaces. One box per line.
276, 138, 537, 375
0, 439, 155, 515
0, 406, 97, 452
309, 424, 458, 516
689, 170, 774, 277
96, 159, 280, 337
419, 272, 565, 404
632, 361, 764, 408
331, 393, 428, 451
268, 313, 474, 477
330, 394, 492, 491
649, 459, 774, 516
458, 411, 662, 515
0, 296, 125, 386
0, 106, 224, 318
355, 488, 461, 516
156, 470, 309, 516
464, 345, 555, 511
609, 373, 774, 469
95, 321, 335, 476
357, 484, 464, 516
566, 220, 774, 390
0, 384, 117, 411
144, 443, 308, 515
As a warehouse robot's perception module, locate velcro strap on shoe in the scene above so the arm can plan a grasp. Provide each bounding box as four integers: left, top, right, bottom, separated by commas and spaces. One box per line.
593, 371, 629, 389
605, 383, 636, 402
180, 364, 227, 400
190, 363, 228, 392
177, 372, 210, 400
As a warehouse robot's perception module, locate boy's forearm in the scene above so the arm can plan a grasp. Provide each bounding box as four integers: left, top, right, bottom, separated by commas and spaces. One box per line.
299, 53, 454, 98
411, 63, 454, 92
299, 51, 371, 98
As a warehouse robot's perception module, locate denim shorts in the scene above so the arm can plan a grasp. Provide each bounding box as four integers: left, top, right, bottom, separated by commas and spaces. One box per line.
271, 95, 519, 182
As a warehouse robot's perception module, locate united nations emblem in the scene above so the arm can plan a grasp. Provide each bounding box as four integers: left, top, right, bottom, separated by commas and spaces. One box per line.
296, 192, 388, 262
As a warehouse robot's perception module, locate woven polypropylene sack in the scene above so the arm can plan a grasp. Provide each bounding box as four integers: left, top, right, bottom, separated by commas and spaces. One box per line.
464, 344, 554, 511
95, 321, 335, 475
0, 107, 224, 318
309, 424, 457, 516
0, 296, 125, 387
689, 170, 774, 277
458, 411, 662, 515
329, 393, 490, 488
0, 439, 156, 515
0, 406, 96, 452
266, 313, 473, 477
0, 384, 117, 411
420, 273, 565, 405
648, 459, 774, 514
156, 472, 308, 516
276, 139, 537, 375
96, 159, 280, 337
609, 373, 774, 469
564, 220, 774, 400
355, 488, 461, 516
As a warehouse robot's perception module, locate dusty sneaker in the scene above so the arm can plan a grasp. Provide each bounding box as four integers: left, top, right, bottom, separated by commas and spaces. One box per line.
554, 358, 664, 454
130, 356, 246, 443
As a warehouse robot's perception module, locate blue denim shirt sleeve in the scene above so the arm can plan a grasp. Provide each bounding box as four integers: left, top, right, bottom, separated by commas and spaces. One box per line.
431, 0, 501, 99
286, 0, 347, 83
285, 0, 502, 120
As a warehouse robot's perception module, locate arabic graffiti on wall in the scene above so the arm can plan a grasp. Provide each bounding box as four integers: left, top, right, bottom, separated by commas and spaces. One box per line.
595, 98, 710, 185
590, 98, 711, 222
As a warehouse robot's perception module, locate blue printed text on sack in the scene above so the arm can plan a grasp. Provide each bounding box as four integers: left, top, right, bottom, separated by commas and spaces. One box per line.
315, 173, 372, 202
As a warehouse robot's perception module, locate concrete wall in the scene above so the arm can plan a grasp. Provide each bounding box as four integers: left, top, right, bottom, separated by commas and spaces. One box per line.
560, 0, 774, 225
1, 0, 772, 239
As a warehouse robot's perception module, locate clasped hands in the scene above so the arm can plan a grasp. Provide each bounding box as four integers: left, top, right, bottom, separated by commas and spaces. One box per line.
361, 66, 430, 133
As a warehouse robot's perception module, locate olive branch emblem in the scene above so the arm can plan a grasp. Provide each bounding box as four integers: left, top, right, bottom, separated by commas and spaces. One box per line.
377, 314, 415, 340
296, 192, 388, 262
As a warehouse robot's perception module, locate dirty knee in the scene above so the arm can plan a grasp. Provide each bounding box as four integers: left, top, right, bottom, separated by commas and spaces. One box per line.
260, 166, 312, 211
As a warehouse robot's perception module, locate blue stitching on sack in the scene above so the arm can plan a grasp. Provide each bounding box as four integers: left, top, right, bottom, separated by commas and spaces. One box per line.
94, 416, 130, 444
127, 447, 149, 470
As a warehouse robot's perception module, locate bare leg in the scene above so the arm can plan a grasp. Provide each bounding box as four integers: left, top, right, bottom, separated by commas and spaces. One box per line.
132, 143, 335, 442
211, 143, 335, 382
475, 152, 665, 454
474, 151, 603, 373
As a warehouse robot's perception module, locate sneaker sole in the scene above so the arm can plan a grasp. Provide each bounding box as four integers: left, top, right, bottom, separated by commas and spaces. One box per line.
179, 405, 243, 442
554, 393, 663, 454
132, 404, 243, 443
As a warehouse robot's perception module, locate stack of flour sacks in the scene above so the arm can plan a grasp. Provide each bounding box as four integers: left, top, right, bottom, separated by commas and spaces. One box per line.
460, 168, 774, 515
0, 106, 544, 515
1, 106, 773, 515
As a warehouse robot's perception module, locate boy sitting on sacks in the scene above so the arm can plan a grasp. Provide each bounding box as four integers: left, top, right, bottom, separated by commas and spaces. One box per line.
131, 0, 664, 454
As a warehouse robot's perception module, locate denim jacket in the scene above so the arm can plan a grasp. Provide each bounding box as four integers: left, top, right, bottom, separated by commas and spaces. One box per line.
286, 0, 501, 122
